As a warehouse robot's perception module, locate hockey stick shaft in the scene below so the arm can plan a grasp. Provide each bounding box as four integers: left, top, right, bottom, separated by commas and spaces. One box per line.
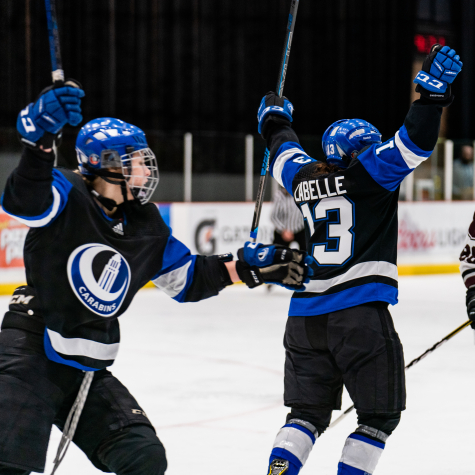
249, 0, 299, 242
45, 0, 64, 85
328, 319, 472, 429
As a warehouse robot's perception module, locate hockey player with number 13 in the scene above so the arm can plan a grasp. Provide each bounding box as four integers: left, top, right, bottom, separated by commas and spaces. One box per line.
0, 81, 312, 475
256, 44, 462, 475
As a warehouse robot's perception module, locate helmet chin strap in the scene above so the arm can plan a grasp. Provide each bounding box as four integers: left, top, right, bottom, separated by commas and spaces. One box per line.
90, 189, 118, 211
120, 180, 129, 203
85, 164, 135, 211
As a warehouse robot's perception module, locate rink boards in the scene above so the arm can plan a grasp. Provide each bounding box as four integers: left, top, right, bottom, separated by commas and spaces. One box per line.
0, 201, 472, 293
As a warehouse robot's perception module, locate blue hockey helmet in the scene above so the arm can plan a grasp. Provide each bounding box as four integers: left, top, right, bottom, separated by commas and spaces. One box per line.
322, 118, 382, 168
76, 118, 159, 204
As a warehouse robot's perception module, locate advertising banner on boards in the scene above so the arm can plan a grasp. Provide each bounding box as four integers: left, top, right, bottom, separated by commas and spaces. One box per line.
0, 210, 29, 268
169, 203, 275, 256
170, 202, 474, 265
0, 201, 473, 271
397, 202, 473, 264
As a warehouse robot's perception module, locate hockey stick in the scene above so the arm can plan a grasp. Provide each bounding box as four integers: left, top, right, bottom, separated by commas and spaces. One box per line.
328, 319, 472, 429
45, 0, 64, 85
250, 0, 299, 242
51, 371, 94, 474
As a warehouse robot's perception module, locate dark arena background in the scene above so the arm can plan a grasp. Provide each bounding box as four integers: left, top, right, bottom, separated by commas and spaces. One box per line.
1, 0, 473, 201
0, 2, 474, 474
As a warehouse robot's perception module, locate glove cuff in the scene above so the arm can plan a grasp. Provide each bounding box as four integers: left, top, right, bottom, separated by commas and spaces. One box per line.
415, 84, 454, 107
261, 115, 292, 140
235, 260, 263, 289
17, 130, 61, 158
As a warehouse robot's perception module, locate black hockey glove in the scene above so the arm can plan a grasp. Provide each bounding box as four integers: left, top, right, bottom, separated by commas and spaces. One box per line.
466, 287, 475, 329
413, 44, 462, 106
236, 242, 312, 291
257, 91, 294, 140
1, 285, 45, 335
8, 285, 42, 315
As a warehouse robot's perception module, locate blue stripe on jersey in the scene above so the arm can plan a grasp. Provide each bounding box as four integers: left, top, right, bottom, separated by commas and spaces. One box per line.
157, 203, 171, 227
151, 229, 197, 302
288, 283, 398, 316
2, 169, 72, 227
398, 124, 432, 159
52, 169, 73, 212
349, 433, 385, 449
358, 125, 432, 192
337, 462, 367, 475
283, 423, 317, 444
270, 449, 303, 469
270, 142, 317, 194
43, 331, 99, 372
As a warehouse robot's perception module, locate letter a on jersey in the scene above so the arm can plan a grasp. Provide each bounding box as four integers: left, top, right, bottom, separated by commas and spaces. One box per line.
67, 243, 131, 317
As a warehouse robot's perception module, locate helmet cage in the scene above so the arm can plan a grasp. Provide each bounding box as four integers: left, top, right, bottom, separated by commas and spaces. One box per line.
75, 146, 159, 204
121, 147, 159, 204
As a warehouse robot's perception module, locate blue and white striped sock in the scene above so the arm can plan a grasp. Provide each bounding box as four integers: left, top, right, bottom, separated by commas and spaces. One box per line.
267, 419, 318, 475
337, 428, 387, 475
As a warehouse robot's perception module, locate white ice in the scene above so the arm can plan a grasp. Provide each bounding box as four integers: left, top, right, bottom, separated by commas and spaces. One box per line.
0, 274, 472, 475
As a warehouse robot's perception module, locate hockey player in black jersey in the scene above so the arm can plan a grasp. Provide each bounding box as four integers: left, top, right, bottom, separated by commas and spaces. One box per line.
0, 83, 311, 475
256, 45, 462, 475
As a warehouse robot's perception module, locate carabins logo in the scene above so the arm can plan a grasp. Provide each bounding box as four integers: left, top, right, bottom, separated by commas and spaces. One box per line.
258, 248, 269, 262
67, 244, 131, 317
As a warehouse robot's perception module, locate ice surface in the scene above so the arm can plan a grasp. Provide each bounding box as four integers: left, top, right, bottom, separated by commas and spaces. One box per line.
0, 274, 472, 474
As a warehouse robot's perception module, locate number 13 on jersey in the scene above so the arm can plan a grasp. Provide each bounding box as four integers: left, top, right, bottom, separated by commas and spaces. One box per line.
301, 196, 355, 265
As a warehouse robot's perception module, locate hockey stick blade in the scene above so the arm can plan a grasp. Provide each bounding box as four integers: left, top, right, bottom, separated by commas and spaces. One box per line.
328, 319, 472, 429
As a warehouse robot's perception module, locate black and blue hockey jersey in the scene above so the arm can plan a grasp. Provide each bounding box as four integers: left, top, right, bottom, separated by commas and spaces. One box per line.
1, 148, 232, 371
266, 99, 442, 317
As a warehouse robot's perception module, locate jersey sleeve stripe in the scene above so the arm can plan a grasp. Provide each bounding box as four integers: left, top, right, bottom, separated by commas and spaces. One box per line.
152, 259, 193, 298
272, 147, 307, 188
151, 231, 197, 300
460, 262, 475, 282
303, 261, 398, 294
2, 169, 72, 227
46, 328, 120, 361
395, 127, 432, 169
3, 186, 62, 227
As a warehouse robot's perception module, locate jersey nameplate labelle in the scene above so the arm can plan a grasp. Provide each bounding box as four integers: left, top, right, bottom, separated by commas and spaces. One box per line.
293, 175, 347, 203
67, 243, 131, 317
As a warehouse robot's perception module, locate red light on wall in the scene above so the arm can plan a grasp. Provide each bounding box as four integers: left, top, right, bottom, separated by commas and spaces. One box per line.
414, 34, 447, 54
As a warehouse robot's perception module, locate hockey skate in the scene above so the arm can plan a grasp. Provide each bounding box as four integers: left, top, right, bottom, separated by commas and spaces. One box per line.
268, 459, 289, 475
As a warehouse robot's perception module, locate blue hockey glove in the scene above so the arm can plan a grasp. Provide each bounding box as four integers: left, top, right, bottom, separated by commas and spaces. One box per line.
236, 242, 313, 291
413, 44, 462, 104
17, 79, 85, 150
257, 91, 294, 139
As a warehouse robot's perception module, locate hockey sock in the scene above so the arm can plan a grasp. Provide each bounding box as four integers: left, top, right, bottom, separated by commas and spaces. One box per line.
337, 425, 388, 474
267, 419, 318, 474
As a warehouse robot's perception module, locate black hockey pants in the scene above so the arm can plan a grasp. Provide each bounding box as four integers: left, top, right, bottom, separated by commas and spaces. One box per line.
283, 302, 406, 436
0, 329, 167, 474
0, 425, 166, 475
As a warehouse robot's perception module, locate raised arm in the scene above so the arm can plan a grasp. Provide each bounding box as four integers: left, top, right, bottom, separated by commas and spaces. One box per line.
357, 45, 462, 191
2, 82, 84, 226
257, 92, 317, 195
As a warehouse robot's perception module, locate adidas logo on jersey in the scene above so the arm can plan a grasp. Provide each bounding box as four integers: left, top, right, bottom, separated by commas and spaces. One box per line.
112, 222, 124, 235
